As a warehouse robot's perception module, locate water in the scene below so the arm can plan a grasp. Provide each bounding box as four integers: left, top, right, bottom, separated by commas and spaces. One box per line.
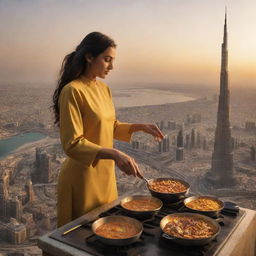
0, 132, 47, 159
112, 88, 194, 108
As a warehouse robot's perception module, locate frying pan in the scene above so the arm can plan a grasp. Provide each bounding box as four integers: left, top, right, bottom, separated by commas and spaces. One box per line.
120, 195, 163, 219
160, 212, 221, 246
183, 196, 224, 217
91, 215, 143, 246
147, 177, 190, 203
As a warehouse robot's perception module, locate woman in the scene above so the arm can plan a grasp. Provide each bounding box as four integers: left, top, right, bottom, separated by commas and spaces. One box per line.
52, 32, 164, 227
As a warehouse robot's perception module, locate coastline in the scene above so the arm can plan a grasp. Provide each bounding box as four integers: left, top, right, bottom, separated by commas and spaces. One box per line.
116, 98, 197, 111
112, 87, 197, 108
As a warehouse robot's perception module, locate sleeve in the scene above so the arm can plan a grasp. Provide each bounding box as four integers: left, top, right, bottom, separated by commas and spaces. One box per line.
113, 120, 133, 142
103, 83, 133, 143
59, 85, 102, 166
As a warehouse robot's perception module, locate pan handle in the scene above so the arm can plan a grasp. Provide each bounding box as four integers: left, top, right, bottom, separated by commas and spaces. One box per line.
215, 217, 223, 222
177, 205, 186, 211
162, 233, 175, 240
215, 217, 225, 226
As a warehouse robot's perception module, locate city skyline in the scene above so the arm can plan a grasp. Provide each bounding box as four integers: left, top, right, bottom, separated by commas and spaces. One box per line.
0, 0, 255, 88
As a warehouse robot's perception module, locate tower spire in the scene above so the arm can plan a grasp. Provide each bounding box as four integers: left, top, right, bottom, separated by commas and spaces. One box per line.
209, 9, 234, 187
225, 6, 227, 25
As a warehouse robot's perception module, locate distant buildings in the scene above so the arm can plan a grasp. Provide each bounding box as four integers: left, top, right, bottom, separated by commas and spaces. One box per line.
0, 172, 22, 222
156, 120, 176, 130
132, 141, 140, 150
0, 147, 55, 245
0, 165, 55, 245
167, 121, 176, 130
0, 171, 28, 244
2, 122, 19, 129
186, 113, 201, 125
245, 121, 256, 131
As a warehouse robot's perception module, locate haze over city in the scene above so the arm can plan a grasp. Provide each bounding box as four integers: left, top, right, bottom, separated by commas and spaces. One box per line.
0, 0, 256, 88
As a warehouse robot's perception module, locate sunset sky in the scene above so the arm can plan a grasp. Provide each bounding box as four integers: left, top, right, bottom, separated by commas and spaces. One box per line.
0, 0, 255, 88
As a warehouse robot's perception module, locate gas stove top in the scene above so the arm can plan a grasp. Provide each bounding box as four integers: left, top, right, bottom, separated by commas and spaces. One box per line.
50, 199, 245, 256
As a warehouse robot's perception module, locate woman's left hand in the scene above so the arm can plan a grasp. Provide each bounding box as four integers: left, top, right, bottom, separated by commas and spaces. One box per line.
130, 123, 164, 141
130, 123, 165, 141
141, 124, 165, 141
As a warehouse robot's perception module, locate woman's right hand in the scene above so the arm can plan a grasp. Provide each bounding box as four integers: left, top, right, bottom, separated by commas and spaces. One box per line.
113, 150, 143, 178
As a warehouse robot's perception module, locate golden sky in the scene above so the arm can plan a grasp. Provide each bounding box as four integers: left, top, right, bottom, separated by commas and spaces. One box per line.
0, 0, 255, 88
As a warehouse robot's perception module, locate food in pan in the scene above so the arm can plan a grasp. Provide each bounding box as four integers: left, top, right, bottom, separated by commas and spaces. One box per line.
186, 197, 222, 211
149, 179, 187, 193
123, 199, 160, 211
163, 215, 217, 239
95, 222, 138, 239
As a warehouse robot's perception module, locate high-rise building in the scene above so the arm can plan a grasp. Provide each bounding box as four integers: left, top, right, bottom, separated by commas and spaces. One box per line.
176, 130, 184, 161
177, 130, 184, 148
251, 146, 256, 161
25, 179, 35, 203
32, 147, 52, 183
8, 196, 22, 222
5, 218, 27, 244
190, 129, 195, 149
210, 10, 235, 186
0, 170, 9, 218
176, 148, 184, 161
196, 131, 201, 148
185, 134, 190, 149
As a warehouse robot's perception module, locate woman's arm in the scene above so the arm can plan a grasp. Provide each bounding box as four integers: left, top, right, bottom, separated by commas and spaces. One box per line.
59, 85, 102, 167
95, 147, 143, 178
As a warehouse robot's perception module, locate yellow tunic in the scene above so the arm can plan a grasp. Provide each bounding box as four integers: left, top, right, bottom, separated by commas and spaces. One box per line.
57, 77, 132, 227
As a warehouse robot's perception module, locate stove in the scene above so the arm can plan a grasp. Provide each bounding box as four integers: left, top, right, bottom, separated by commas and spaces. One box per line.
50, 199, 245, 256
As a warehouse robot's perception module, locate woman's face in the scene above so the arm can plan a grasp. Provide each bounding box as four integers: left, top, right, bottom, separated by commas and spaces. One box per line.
86, 46, 116, 79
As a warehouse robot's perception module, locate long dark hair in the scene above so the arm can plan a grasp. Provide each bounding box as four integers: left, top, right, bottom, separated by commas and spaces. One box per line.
52, 32, 116, 126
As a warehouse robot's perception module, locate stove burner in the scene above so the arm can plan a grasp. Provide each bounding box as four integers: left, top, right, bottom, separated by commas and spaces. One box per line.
162, 197, 186, 210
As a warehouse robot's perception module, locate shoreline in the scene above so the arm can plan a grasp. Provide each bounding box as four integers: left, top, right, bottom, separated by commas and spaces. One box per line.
0, 132, 56, 161
112, 88, 198, 109
0, 128, 56, 141
116, 98, 198, 111
0, 137, 59, 162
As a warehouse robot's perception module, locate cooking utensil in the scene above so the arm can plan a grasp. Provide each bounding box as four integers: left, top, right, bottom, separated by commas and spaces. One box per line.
142, 176, 150, 184
160, 212, 221, 246
120, 195, 163, 219
91, 215, 143, 246
62, 224, 83, 236
147, 177, 190, 203
183, 196, 224, 217
61, 219, 89, 236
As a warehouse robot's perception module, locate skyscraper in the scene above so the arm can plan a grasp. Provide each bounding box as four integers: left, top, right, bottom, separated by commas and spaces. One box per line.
176, 129, 184, 161
210, 10, 235, 186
